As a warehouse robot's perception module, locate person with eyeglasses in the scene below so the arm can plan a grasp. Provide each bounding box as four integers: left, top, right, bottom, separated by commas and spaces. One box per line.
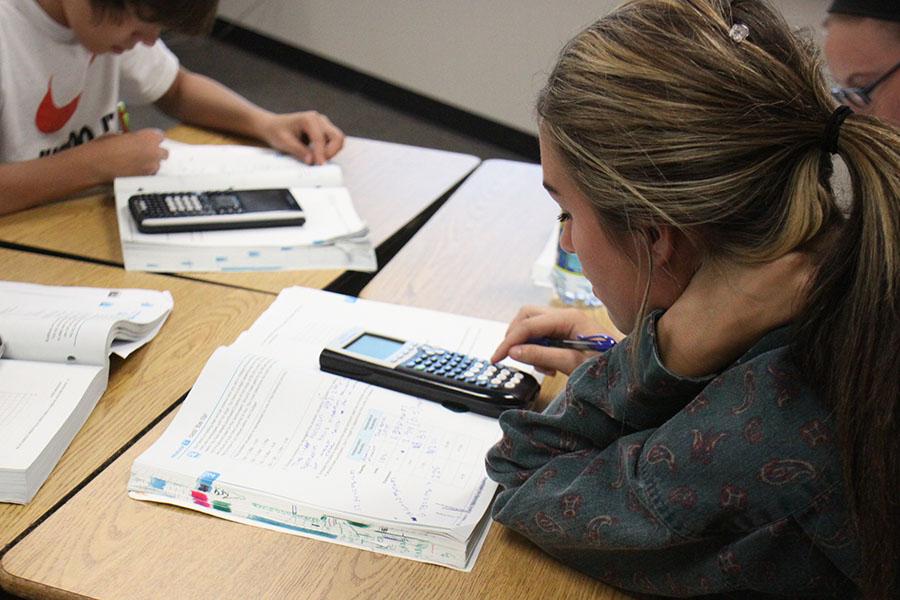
825, 0, 900, 125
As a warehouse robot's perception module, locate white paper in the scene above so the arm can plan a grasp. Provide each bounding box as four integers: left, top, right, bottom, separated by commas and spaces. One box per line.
132, 345, 500, 530
128, 287, 531, 569
114, 137, 479, 273
157, 140, 330, 178
0, 361, 105, 469
0, 281, 173, 504
0, 282, 174, 362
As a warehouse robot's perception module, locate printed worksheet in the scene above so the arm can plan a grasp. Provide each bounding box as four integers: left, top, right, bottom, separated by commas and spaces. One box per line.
128, 287, 527, 569
234, 287, 512, 360
131, 344, 500, 530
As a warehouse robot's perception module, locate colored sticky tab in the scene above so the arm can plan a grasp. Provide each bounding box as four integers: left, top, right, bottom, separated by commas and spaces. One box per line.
195, 471, 220, 492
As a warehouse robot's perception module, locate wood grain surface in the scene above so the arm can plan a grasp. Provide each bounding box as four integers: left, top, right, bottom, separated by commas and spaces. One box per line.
1, 407, 631, 600
362, 160, 560, 322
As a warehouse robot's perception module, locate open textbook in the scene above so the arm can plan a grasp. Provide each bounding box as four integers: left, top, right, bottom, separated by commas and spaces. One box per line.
129, 288, 529, 570
0, 281, 173, 504
115, 142, 374, 273
116, 137, 480, 273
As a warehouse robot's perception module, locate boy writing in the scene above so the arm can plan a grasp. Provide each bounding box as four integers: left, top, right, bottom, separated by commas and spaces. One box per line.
0, 0, 344, 216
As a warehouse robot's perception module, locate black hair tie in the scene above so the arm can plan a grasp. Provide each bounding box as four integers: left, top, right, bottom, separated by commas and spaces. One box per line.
823, 105, 853, 154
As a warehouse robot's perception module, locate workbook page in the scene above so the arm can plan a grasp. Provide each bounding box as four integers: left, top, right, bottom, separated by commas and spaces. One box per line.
132, 344, 500, 531
233, 287, 513, 361
0, 282, 173, 364
156, 140, 339, 180
0, 360, 106, 473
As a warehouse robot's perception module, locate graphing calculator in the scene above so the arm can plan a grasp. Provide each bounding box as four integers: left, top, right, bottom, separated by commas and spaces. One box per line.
128, 188, 305, 234
319, 329, 540, 418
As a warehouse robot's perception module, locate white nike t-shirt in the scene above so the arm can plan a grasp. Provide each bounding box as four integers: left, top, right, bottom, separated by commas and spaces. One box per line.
0, 0, 179, 163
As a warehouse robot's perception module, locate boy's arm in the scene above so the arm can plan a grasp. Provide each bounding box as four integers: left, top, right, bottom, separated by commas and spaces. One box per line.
154, 67, 343, 165
0, 129, 168, 216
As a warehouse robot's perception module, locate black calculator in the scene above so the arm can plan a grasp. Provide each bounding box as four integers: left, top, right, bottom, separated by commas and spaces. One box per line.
128, 188, 305, 233
320, 329, 539, 418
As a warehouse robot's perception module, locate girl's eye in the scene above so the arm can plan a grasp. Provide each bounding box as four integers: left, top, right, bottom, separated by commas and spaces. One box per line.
557, 211, 571, 223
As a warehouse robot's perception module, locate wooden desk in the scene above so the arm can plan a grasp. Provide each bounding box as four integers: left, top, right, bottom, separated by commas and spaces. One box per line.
1, 160, 629, 600
0, 248, 273, 550
361, 159, 616, 330
0, 125, 477, 294
360, 159, 556, 321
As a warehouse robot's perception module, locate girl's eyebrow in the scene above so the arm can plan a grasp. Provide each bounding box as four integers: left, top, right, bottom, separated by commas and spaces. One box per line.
542, 181, 559, 195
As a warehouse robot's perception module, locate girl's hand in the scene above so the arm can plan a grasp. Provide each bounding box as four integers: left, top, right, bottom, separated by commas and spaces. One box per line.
492, 305, 616, 376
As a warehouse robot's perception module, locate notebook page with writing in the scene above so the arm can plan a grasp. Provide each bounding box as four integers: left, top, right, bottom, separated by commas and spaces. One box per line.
130, 343, 499, 529
129, 287, 534, 569
156, 140, 324, 177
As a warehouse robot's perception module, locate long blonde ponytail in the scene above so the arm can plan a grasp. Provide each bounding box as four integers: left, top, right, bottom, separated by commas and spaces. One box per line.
537, 1, 900, 596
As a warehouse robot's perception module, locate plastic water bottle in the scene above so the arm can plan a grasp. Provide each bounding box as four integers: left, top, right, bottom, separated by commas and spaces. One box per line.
551, 226, 602, 307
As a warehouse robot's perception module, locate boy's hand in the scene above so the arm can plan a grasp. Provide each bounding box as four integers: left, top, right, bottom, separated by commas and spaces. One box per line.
259, 111, 344, 165
90, 129, 169, 179
492, 305, 614, 376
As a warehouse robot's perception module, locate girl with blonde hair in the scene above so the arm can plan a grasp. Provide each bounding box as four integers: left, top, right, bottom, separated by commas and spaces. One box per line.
487, 0, 898, 597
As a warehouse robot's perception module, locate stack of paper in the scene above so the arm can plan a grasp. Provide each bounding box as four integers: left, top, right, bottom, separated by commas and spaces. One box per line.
0, 282, 173, 503
128, 287, 531, 570
115, 141, 375, 272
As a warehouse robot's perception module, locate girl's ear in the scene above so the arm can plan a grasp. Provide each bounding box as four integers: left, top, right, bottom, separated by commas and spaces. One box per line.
645, 224, 677, 268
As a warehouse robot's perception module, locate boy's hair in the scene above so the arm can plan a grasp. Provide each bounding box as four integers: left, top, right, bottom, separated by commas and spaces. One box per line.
539, 0, 899, 598
90, 0, 219, 36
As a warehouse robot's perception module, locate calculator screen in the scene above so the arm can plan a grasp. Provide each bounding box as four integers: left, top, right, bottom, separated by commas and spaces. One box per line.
344, 333, 404, 360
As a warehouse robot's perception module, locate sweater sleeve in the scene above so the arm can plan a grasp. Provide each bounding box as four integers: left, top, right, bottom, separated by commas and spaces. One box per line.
486, 311, 711, 490
484, 314, 857, 597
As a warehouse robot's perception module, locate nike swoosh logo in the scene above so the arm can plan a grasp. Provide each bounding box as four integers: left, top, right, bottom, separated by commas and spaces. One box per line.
35, 77, 82, 134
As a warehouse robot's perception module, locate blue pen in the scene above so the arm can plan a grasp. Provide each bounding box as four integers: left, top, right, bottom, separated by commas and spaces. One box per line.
528, 334, 617, 352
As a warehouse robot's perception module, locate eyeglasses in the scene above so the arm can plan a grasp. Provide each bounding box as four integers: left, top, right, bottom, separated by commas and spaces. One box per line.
831, 60, 900, 108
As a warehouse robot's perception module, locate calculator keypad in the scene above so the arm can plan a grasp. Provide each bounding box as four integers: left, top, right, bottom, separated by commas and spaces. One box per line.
131, 192, 243, 218
401, 346, 526, 392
